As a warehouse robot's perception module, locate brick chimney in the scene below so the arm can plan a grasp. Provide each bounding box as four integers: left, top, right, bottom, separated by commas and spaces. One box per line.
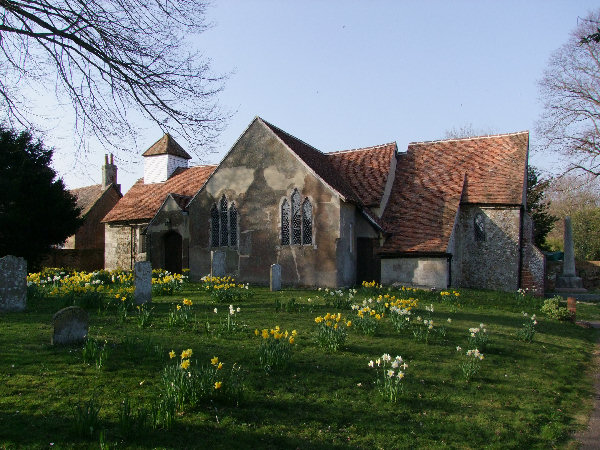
102, 154, 119, 192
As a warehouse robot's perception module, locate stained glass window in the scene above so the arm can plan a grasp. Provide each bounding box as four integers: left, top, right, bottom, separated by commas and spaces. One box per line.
302, 198, 312, 245
220, 195, 228, 247
210, 204, 219, 247
291, 189, 301, 244
229, 203, 237, 247
281, 199, 290, 245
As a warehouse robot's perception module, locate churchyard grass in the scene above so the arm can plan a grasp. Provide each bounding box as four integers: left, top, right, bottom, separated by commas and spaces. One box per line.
1, 274, 599, 448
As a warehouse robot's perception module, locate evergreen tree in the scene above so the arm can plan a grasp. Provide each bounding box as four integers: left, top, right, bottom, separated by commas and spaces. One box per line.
527, 166, 558, 250
0, 126, 82, 266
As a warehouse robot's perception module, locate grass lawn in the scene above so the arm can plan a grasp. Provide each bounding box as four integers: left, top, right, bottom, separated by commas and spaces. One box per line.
1, 278, 599, 449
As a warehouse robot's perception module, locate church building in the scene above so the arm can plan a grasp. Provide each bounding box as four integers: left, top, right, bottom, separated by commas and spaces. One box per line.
103, 117, 544, 294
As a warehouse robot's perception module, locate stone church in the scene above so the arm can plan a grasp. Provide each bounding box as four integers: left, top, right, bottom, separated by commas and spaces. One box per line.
102, 117, 544, 294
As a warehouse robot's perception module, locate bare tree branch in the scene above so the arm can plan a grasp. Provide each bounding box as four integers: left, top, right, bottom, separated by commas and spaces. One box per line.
0, 0, 228, 159
537, 10, 600, 178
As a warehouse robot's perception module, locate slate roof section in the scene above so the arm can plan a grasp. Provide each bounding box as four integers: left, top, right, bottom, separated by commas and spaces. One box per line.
141, 134, 192, 160
379, 131, 528, 255
69, 184, 104, 216
260, 119, 361, 204
103, 165, 216, 223
328, 143, 397, 208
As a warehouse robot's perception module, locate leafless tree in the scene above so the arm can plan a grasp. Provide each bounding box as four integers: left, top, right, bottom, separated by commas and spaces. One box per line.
537, 10, 600, 177
0, 0, 227, 156
443, 123, 495, 139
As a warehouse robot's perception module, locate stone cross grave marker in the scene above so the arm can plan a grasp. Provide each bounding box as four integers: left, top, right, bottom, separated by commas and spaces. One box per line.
270, 264, 281, 291
211, 250, 226, 278
134, 261, 152, 305
0, 255, 27, 312
52, 306, 88, 345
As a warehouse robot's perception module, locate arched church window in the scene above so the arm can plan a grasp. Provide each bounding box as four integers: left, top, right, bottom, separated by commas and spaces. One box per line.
280, 189, 313, 246
219, 195, 228, 246
291, 189, 301, 245
210, 204, 219, 247
474, 212, 486, 242
281, 199, 290, 245
302, 198, 312, 245
229, 203, 237, 247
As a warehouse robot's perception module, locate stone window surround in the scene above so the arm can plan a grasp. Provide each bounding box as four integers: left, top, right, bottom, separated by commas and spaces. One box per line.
280, 189, 313, 246
209, 194, 238, 249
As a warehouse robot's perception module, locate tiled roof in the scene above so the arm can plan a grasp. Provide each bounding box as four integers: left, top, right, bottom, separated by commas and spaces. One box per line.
260, 119, 361, 204
169, 194, 193, 211
379, 132, 528, 255
103, 165, 216, 223
328, 143, 397, 207
69, 184, 104, 216
142, 134, 192, 160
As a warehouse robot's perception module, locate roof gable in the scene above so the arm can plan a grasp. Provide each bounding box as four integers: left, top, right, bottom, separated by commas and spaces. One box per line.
103, 164, 216, 223
260, 118, 361, 204
69, 183, 121, 217
142, 134, 192, 160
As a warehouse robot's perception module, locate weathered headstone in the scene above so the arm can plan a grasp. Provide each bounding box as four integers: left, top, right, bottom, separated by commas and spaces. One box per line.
211, 250, 225, 278
0, 255, 27, 312
556, 216, 586, 292
52, 306, 88, 345
270, 264, 281, 291
134, 261, 152, 305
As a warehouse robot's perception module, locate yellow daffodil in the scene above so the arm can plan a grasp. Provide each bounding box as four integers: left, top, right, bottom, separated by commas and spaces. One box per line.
169, 350, 176, 359
211, 356, 219, 366
180, 359, 190, 369
217, 362, 223, 370
181, 348, 193, 359
214, 381, 222, 389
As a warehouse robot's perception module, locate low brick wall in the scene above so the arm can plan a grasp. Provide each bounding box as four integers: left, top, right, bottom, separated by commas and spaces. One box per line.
40, 249, 104, 271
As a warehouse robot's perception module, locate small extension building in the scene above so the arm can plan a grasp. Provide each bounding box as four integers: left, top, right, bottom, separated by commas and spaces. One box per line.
102, 117, 544, 294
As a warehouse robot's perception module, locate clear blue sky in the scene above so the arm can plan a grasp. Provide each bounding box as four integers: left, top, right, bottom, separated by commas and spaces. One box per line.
48, 0, 599, 192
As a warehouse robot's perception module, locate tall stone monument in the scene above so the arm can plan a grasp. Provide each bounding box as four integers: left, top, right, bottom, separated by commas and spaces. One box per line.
556, 216, 586, 292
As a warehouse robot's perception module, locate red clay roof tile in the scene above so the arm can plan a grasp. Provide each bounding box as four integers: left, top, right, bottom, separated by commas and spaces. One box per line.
328, 143, 397, 208
103, 165, 216, 223
379, 132, 528, 255
141, 134, 192, 159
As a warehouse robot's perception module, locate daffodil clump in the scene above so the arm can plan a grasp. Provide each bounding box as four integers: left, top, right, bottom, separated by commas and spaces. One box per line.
162, 350, 244, 412
168, 297, 194, 327
516, 312, 538, 343
467, 323, 489, 351
351, 303, 383, 335
409, 304, 448, 344
368, 353, 408, 403
151, 271, 186, 296
211, 304, 246, 335
456, 347, 485, 381
360, 280, 385, 296
135, 303, 153, 329
255, 326, 298, 373
314, 312, 352, 352
388, 297, 419, 332
202, 275, 252, 303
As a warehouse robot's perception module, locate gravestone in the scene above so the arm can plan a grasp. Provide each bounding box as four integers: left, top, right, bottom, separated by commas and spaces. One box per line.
52, 306, 88, 345
134, 261, 152, 305
270, 264, 281, 291
556, 216, 586, 292
211, 250, 226, 278
0, 255, 27, 312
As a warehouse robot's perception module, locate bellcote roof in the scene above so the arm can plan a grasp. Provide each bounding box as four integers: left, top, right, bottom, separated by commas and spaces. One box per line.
142, 134, 192, 160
